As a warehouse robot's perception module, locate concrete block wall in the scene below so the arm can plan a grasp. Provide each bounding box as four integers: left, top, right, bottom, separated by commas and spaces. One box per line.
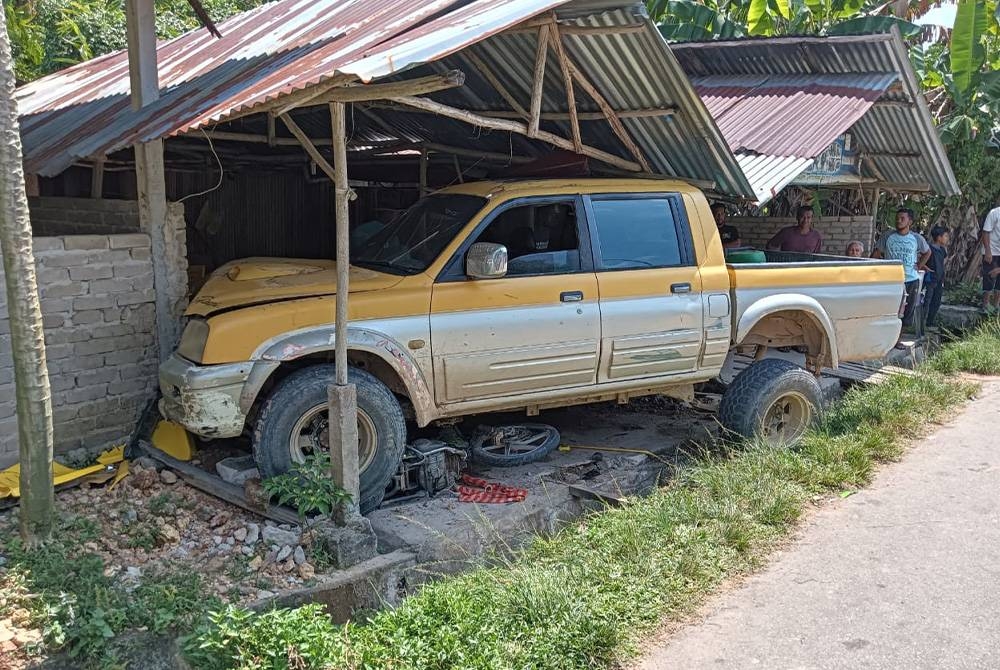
732, 216, 875, 256
29, 196, 141, 236
0, 198, 188, 467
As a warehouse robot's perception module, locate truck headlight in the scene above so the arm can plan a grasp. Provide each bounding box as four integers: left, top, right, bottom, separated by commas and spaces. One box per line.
177, 318, 209, 363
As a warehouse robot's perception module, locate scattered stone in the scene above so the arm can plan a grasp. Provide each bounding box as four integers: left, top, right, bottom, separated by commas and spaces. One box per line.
240, 545, 253, 556
125, 566, 142, 580
130, 468, 158, 491
276, 545, 293, 562
195, 506, 215, 522
281, 559, 296, 573
297, 562, 315, 580
293, 545, 306, 566
209, 511, 231, 528
233, 527, 248, 542
213, 535, 224, 545
256, 589, 275, 599
245, 522, 260, 545
160, 524, 180, 543
135, 456, 160, 471
159, 470, 178, 485
248, 556, 263, 571
261, 525, 299, 547
215, 455, 260, 486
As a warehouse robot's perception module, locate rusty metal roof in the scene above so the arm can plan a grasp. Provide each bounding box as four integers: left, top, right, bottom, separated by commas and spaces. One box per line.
672, 33, 960, 201
15, 0, 754, 197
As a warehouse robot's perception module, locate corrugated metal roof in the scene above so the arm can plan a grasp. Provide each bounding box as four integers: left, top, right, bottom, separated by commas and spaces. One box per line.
736, 153, 815, 204
15, 0, 754, 197
672, 33, 960, 199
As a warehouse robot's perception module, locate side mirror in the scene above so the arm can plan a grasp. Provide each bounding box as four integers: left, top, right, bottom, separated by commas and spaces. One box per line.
466, 242, 508, 279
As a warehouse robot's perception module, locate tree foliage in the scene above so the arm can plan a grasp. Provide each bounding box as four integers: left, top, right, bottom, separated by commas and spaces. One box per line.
3, 0, 267, 83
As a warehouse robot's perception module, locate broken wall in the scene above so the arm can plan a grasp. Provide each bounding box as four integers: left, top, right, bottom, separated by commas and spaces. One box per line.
733, 216, 876, 256
0, 197, 187, 467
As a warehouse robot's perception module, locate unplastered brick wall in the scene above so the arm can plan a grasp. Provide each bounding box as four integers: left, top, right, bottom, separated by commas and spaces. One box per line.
0, 235, 157, 466
0, 200, 188, 468
29, 196, 140, 236
733, 216, 876, 256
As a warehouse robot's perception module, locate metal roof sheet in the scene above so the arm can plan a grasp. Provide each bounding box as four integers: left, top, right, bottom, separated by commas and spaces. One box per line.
672, 33, 960, 198
15, 0, 753, 197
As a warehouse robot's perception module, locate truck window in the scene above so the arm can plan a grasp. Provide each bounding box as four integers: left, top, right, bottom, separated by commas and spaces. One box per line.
352, 194, 486, 275
475, 200, 582, 276
589, 197, 685, 270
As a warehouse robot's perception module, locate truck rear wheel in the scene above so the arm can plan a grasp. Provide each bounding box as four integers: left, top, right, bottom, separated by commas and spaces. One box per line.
719, 358, 821, 446
253, 365, 407, 514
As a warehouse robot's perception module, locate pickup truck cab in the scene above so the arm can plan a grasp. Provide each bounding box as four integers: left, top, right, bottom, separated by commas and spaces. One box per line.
160, 179, 904, 512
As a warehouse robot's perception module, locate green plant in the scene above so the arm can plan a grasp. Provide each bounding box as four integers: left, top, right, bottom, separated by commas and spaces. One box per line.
147, 492, 181, 516
125, 522, 163, 550
944, 281, 983, 307
931, 317, 1000, 374
261, 453, 352, 521
183, 604, 341, 670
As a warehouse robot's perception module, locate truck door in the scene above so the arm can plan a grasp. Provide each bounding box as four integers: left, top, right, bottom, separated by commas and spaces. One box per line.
583, 193, 706, 382
430, 196, 601, 404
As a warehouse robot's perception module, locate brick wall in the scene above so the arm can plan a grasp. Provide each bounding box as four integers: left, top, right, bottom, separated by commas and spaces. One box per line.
732, 216, 876, 256
0, 198, 188, 468
0, 234, 158, 465
29, 196, 141, 236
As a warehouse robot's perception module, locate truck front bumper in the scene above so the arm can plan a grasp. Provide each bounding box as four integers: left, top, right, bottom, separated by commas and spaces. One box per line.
158, 354, 254, 439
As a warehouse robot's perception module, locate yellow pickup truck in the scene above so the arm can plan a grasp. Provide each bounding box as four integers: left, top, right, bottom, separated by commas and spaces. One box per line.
159, 179, 904, 511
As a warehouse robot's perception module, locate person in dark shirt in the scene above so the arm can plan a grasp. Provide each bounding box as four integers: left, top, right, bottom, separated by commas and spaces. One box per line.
766, 206, 823, 254
712, 203, 742, 249
922, 225, 949, 330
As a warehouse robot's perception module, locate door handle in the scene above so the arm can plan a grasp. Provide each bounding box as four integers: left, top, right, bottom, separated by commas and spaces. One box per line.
560, 291, 584, 302
670, 282, 692, 294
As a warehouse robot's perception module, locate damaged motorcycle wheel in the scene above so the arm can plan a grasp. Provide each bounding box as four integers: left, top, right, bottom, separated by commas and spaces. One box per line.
470, 423, 560, 467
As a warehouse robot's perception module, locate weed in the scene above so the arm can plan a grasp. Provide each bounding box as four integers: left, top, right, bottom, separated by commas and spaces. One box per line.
147, 492, 180, 516
943, 281, 982, 307
58, 514, 101, 542
125, 522, 163, 550
261, 453, 352, 520
931, 317, 1000, 375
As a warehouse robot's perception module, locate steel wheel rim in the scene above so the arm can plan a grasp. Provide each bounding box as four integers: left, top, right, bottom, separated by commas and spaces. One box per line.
289, 403, 378, 472
480, 426, 555, 457
761, 392, 811, 445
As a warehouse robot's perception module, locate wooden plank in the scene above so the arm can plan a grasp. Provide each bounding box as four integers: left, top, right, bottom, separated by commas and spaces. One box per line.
324, 70, 465, 103
568, 484, 624, 507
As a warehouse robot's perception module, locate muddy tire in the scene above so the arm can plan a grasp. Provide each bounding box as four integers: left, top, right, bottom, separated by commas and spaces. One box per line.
719, 359, 822, 446
253, 365, 406, 514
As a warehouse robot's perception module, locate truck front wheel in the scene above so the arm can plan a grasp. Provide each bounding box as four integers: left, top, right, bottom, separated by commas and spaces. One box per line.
719, 358, 822, 446
253, 365, 407, 514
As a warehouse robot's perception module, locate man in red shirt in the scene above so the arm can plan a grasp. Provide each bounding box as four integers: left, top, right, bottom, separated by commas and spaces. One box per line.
766, 206, 823, 254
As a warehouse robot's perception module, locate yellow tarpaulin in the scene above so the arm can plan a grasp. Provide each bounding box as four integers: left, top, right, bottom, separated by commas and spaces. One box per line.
0, 445, 126, 498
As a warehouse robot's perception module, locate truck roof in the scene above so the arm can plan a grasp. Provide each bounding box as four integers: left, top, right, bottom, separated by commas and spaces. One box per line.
435, 178, 704, 199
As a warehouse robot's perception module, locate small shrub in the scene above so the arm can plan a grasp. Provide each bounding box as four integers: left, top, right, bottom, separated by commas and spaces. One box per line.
943, 281, 981, 307
932, 318, 1000, 375
261, 453, 352, 520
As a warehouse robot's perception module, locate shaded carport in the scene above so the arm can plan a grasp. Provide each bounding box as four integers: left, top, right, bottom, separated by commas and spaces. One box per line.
13, 0, 751, 508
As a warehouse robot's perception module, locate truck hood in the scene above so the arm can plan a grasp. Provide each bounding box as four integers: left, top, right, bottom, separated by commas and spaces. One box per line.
186, 258, 403, 316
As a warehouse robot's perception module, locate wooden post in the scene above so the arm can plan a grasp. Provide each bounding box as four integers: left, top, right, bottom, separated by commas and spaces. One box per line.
126, 0, 178, 360
548, 23, 582, 154
419, 147, 428, 196
90, 159, 104, 198
528, 25, 549, 138
328, 101, 360, 516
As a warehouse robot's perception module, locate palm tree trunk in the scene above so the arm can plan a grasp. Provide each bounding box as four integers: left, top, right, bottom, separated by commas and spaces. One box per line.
0, 11, 53, 545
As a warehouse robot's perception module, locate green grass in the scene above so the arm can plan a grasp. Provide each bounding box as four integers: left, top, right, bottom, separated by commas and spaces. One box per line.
0, 513, 220, 668
931, 317, 1000, 375
185, 365, 977, 670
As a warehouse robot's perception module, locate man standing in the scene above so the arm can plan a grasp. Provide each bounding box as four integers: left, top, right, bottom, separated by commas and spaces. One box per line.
980, 203, 1000, 313
766, 206, 823, 253
873, 208, 931, 331
712, 203, 742, 248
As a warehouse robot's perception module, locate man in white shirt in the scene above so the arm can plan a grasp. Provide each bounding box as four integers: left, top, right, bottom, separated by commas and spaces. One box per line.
981, 205, 1000, 312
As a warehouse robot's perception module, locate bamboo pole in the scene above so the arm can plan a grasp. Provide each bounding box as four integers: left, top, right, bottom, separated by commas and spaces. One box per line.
389, 94, 641, 172
323, 70, 465, 103
386, 106, 677, 121
419, 147, 428, 196
548, 23, 581, 154
528, 25, 549, 138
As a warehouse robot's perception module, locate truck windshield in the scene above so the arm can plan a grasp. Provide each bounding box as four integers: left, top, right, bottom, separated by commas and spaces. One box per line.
352, 194, 487, 275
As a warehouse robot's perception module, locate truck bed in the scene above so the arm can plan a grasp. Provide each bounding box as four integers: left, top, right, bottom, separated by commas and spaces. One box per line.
727, 254, 905, 364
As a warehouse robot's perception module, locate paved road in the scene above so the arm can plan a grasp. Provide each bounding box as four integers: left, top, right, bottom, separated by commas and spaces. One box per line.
638, 381, 1000, 670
